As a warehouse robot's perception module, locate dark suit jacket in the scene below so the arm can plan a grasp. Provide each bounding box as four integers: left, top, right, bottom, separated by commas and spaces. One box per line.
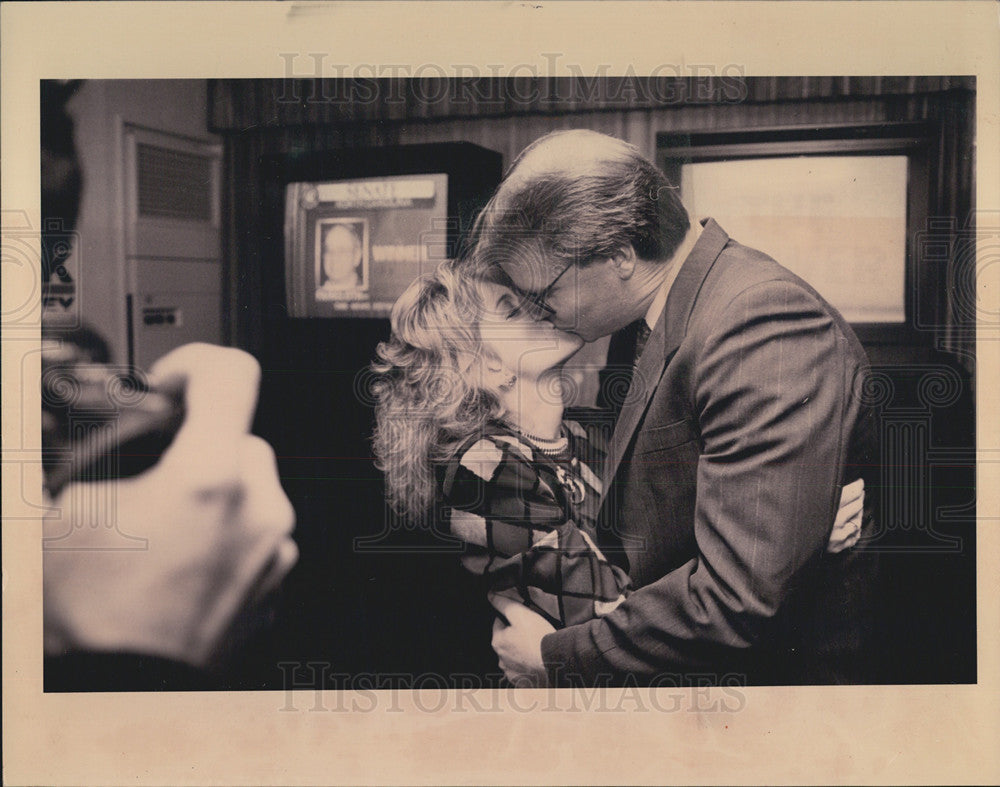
542, 219, 879, 686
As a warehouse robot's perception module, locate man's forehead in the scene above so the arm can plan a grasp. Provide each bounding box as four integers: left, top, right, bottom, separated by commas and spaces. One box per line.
470, 259, 525, 297
497, 257, 554, 293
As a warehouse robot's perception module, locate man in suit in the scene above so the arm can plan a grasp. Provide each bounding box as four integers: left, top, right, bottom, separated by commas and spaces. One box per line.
478, 129, 878, 686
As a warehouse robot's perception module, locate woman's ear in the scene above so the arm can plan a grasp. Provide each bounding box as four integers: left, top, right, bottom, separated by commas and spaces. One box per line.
463, 351, 500, 388
608, 246, 638, 279
477, 354, 516, 392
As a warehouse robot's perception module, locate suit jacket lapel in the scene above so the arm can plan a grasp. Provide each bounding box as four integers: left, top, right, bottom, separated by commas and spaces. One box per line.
600, 219, 731, 499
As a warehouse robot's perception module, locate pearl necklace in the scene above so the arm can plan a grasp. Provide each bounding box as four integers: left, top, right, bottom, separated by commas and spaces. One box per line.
503, 421, 585, 504
503, 421, 568, 453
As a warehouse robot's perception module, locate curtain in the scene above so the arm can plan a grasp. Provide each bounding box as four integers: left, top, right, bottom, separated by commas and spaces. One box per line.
211, 77, 975, 370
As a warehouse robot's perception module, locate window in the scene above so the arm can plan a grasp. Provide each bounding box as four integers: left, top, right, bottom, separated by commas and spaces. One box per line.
658, 123, 933, 342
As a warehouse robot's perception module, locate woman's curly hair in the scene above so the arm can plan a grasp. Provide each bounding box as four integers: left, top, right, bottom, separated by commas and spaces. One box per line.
371, 257, 508, 520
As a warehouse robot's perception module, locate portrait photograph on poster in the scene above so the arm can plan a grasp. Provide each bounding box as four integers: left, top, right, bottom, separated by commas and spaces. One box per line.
314, 218, 368, 299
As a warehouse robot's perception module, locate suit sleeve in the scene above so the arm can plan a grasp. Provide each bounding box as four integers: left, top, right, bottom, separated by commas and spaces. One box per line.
541, 280, 861, 682
443, 438, 631, 628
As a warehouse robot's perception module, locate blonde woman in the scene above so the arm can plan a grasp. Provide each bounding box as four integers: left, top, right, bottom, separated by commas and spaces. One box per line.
373, 258, 629, 627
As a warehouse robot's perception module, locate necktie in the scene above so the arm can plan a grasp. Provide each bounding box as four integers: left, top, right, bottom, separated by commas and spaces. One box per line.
633, 320, 652, 366
597, 319, 651, 419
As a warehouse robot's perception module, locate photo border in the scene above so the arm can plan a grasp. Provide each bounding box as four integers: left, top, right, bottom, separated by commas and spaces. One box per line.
3, 2, 998, 784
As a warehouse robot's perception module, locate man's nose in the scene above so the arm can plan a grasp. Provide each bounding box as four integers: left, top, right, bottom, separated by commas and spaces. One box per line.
547, 305, 578, 331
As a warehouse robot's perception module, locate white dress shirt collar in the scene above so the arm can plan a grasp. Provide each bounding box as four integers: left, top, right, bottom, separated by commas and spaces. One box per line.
644, 219, 703, 331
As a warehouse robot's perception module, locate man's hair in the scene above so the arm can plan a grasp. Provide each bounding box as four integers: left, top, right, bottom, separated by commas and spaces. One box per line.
468, 129, 690, 274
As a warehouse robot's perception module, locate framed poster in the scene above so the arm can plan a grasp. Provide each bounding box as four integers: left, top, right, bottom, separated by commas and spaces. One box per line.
285, 173, 449, 317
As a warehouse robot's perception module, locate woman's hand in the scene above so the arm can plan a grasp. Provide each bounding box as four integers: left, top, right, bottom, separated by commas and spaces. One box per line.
828, 478, 865, 554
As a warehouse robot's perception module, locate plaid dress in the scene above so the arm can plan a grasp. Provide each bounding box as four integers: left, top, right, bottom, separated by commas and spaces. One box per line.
438, 419, 631, 628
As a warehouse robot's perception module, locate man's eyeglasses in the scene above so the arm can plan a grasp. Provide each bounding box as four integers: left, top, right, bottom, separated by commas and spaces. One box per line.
504, 262, 573, 320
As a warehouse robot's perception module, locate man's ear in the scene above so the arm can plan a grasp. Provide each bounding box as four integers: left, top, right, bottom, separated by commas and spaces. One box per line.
608, 246, 638, 279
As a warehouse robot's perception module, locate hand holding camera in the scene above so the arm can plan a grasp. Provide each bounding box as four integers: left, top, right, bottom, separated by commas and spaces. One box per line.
43, 343, 298, 669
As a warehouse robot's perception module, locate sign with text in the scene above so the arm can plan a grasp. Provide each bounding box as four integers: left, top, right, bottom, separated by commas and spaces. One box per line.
285, 173, 449, 318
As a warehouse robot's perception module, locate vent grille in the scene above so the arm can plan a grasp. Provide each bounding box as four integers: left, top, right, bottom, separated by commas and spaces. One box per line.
136, 143, 213, 221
